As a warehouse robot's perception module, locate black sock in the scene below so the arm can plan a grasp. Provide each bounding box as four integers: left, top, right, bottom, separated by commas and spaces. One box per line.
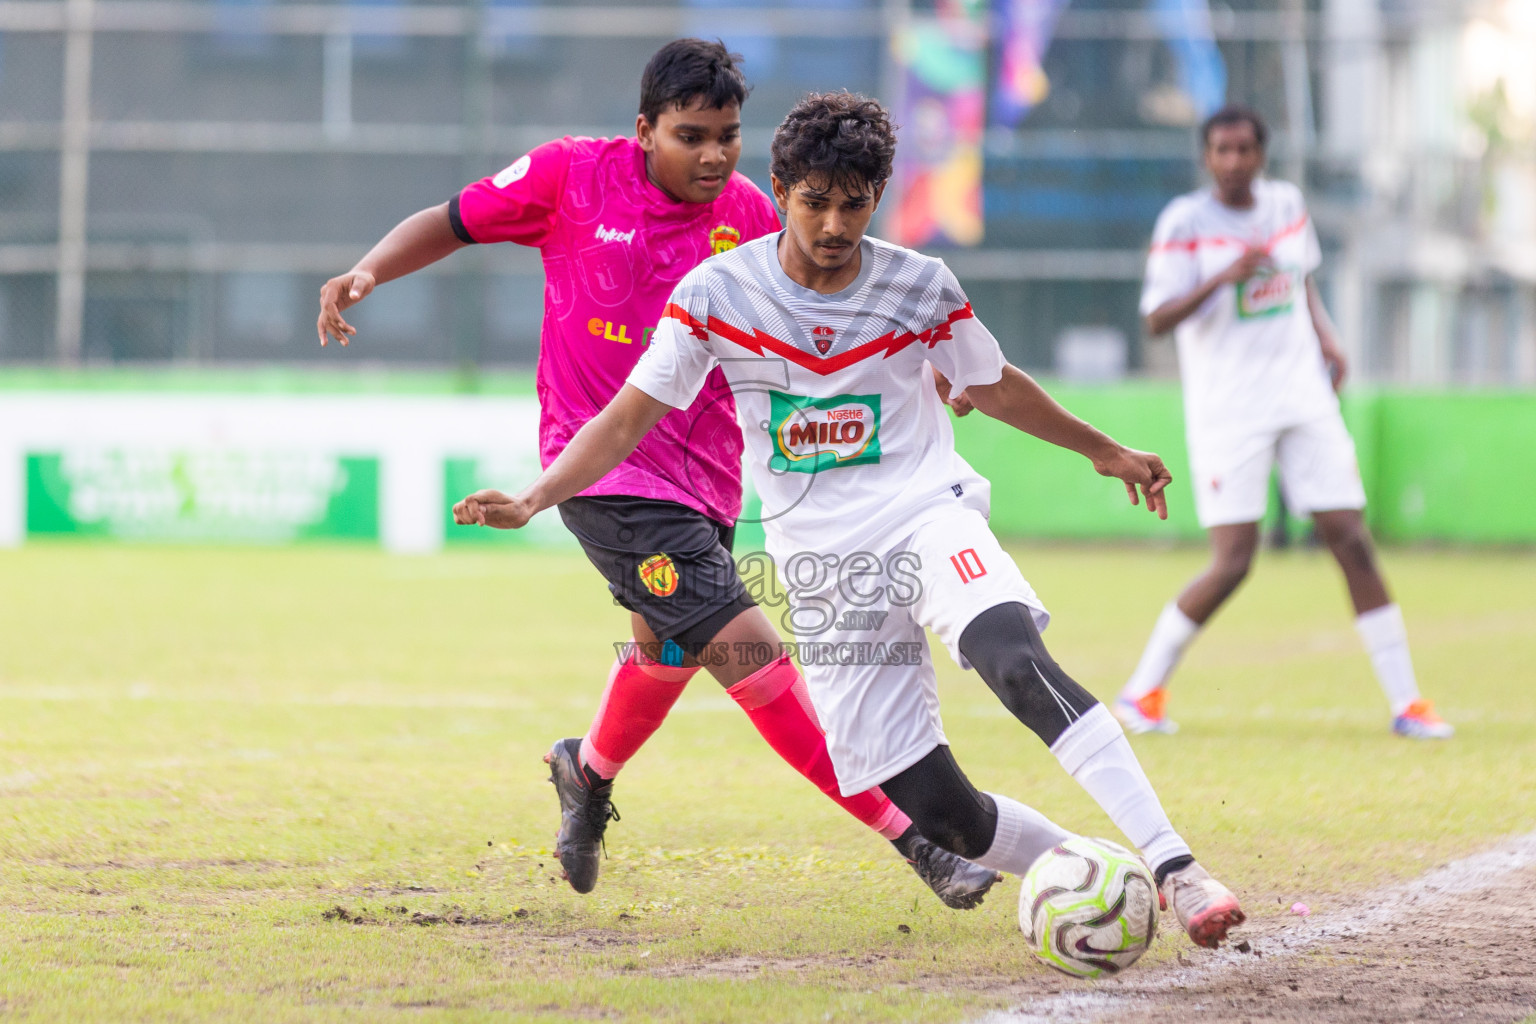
1154, 854, 1195, 886
890, 824, 923, 861
579, 761, 612, 792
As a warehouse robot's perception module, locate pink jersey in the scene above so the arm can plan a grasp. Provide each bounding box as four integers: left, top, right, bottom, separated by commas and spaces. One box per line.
452, 135, 781, 524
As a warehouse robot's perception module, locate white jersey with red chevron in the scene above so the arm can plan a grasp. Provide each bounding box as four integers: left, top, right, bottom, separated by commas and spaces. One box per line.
1142, 178, 1337, 439
628, 232, 1006, 557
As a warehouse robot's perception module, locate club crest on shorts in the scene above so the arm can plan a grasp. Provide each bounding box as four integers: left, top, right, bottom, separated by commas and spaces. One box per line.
709, 224, 741, 255
812, 325, 835, 354
638, 553, 679, 597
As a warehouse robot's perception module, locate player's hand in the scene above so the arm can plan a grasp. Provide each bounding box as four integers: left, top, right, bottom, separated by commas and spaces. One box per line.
452, 489, 534, 530
317, 270, 376, 347
932, 368, 975, 417
1092, 446, 1171, 520
1214, 247, 1272, 286
1320, 341, 1348, 391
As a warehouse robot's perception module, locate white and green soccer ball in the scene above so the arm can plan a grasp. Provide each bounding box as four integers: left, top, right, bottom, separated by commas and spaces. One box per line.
1018, 836, 1159, 979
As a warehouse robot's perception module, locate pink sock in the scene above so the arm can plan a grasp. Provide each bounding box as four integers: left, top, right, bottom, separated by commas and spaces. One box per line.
727, 656, 911, 840
578, 642, 697, 779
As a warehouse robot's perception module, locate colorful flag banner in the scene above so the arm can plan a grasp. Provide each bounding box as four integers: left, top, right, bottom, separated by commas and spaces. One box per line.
1152, 0, 1228, 120
890, 0, 989, 248
992, 0, 1071, 127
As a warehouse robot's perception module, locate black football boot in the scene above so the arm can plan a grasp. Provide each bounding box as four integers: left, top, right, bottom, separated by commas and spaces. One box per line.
543, 737, 619, 894
895, 828, 1002, 910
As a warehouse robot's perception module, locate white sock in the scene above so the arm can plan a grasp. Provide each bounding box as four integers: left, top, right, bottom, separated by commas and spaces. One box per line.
1051, 704, 1192, 871
973, 793, 1074, 876
1121, 602, 1200, 701
1355, 603, 1420, 715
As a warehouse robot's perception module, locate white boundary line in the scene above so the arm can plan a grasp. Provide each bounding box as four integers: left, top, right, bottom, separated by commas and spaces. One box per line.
978, 830, 1536, 1024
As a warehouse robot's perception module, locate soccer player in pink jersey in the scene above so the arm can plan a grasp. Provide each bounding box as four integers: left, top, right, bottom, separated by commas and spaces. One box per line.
316, 40, 997, 907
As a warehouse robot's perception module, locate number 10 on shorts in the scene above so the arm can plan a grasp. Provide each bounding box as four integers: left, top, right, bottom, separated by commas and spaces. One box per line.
951, 548, 987, 584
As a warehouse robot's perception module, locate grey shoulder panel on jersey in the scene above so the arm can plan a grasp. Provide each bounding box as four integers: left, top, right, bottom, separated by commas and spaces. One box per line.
860, 239, 953, 331
699, 235, 805, 345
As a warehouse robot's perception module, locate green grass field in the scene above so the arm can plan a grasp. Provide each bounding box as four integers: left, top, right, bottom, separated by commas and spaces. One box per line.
3, 541, 1534, 1022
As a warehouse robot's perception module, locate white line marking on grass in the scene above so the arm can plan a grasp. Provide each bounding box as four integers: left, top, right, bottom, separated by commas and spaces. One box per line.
977, 830, 1536, 1024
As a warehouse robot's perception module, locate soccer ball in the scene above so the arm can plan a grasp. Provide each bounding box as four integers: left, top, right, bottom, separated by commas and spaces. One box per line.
1018, 836, 1159, 979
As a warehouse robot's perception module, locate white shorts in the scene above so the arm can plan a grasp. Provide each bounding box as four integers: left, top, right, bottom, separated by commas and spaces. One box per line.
1188, 411, 1366, 528
772, 506, 1049, 796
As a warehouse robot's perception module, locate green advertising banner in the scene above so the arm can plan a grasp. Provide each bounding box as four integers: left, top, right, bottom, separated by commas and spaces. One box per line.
442, 456, 576, 548
1369, 392, 1536, 543
5, 377, 1530, 550
957, 386, 1536, 545
27, 451, 378, 543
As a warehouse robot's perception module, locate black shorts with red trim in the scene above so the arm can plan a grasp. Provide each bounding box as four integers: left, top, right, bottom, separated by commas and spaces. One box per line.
557, 495, 754, 660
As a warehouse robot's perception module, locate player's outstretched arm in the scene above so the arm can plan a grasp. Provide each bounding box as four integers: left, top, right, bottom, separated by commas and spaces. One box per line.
318, 202, 467, 347
965, 364, 1172, 519
452, 384, 673, 530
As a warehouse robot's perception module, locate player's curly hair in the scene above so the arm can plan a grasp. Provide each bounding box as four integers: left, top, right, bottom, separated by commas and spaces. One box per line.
770, 92, 897, 198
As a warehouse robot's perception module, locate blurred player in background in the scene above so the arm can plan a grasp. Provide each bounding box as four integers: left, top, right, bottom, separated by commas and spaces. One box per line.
1115, 106, 1452, 740
316, 39, 996, 907
456, 92, 1248, 949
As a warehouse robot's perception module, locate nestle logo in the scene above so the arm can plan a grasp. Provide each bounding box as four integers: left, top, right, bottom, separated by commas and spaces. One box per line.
594, 224, 636, 245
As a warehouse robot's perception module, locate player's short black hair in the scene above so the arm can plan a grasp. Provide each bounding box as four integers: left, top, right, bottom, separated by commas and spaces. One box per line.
638, 38, 749, 125
770, 91, 896, 198
1201, 105, 1268, 149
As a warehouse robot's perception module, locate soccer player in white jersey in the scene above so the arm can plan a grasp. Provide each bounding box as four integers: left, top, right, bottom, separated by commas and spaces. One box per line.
452, 92, 1246, 949
1115, 106, 1452, 740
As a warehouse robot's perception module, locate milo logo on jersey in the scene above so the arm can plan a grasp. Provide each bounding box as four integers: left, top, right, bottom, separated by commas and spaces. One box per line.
1237, 266, 1298, 319
768, 392, 882, 475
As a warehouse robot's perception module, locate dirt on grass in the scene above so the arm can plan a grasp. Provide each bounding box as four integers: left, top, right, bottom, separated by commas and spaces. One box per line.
978, 831, 1536, 1024
595, 833, 1536, 1024
349, 836, 1536, 1024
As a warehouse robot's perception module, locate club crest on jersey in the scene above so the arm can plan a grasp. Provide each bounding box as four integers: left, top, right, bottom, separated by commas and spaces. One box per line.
709, 224, 741, 255
767, 391, 882, 475
638, 553, 678, 597
1237, 266, 1296, 319
811, 325, 836, 354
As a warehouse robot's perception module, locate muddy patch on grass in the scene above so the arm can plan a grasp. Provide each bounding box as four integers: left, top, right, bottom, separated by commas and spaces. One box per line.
982, 832, 1536, 1024
644, 953, 891, 979
582, 834, 1536, 1024
318, 904, 516, 928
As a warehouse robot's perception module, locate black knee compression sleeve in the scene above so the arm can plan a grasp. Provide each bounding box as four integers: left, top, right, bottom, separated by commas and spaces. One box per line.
879, 745, 998, 860
958, 602, 1100, 747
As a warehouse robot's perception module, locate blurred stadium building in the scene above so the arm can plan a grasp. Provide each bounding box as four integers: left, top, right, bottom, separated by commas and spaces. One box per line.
0, 0, 1532, 383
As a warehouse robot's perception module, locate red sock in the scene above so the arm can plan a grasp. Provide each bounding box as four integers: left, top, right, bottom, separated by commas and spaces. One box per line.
726, 655, 910, 840
579, 642, 697, 779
